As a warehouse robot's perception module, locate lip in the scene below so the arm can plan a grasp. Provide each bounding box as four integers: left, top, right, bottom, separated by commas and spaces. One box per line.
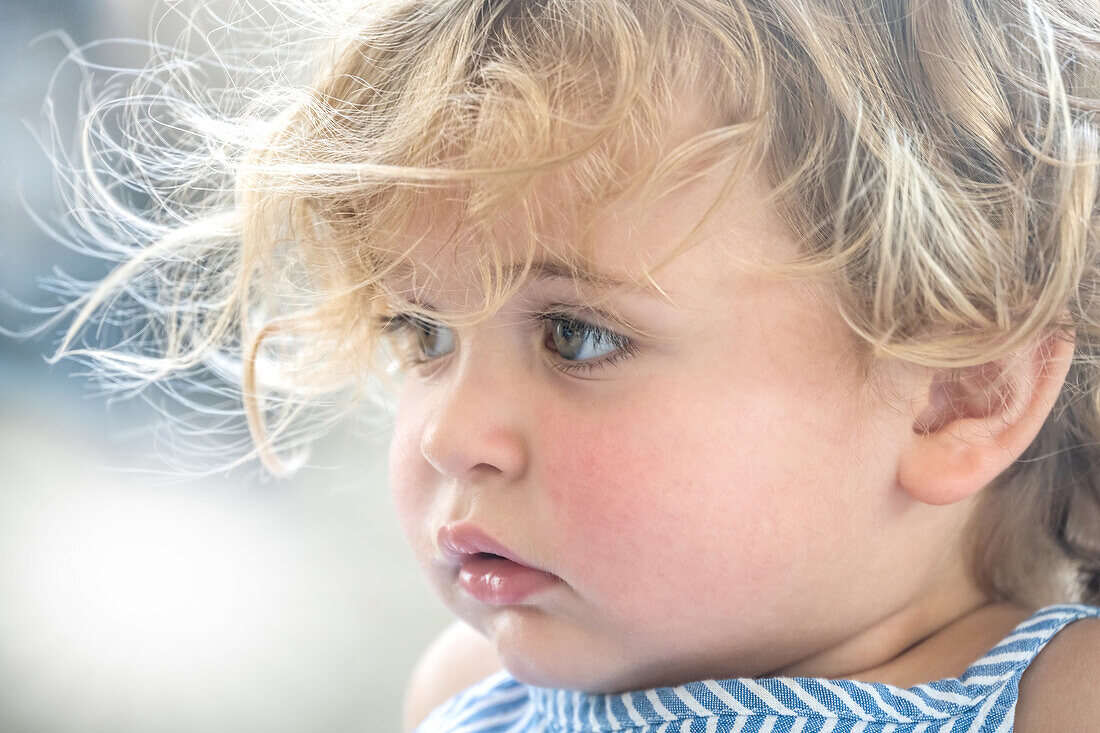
436, 523, 561, 605
437, 523, 538, 568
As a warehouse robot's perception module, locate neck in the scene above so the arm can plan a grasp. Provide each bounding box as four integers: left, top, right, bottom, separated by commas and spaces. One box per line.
768, 552, 1025, 686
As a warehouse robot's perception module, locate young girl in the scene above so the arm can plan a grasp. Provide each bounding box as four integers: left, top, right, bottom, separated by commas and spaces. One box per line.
56, 0, 1100, 730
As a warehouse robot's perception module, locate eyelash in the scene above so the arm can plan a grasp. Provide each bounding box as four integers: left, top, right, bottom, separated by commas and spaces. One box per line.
376, 311, 638, 374
538, 312, 639, 375
377, 313, 447, 368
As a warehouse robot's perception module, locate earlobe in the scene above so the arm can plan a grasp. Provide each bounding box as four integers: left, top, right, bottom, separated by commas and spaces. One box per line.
897, 330, 1075, 506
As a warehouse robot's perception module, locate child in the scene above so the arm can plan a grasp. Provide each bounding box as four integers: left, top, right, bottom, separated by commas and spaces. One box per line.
57, 0, 1100, 730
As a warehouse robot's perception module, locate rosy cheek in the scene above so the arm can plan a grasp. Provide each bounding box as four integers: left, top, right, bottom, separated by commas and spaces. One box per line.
534, 401, 702, 574
529, 387, 800, 623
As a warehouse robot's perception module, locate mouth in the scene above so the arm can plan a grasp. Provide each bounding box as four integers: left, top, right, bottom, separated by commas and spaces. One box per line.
436, 522, 539, 569
436, 523, 562, 605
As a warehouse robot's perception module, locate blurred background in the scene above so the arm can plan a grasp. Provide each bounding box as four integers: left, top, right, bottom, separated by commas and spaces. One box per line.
0, 1, 452, 731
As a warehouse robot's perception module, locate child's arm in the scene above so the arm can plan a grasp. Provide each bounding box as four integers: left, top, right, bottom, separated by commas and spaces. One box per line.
1015, 618, 1100, 729
402, 620, 504, 732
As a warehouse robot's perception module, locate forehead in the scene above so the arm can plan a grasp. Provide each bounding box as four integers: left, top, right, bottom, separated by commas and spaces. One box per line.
378, 163, 793, 305
355, 68, 760, 289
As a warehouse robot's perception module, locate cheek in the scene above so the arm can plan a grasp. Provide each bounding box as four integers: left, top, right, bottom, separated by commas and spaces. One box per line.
535, 392, 680, 517
533, 388, 791, 590
530, 374, 880, 621
387, 390, 434, 559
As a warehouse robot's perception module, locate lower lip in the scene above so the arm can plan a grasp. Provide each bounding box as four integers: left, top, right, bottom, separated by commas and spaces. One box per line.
457, 555, 561, 605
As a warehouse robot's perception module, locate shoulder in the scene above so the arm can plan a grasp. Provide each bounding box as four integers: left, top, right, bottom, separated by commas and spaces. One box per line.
402, 619, 506, 733
1015, 614, 1100, 731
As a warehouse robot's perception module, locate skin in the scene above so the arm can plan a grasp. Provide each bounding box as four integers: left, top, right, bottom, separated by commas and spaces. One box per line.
386, 167, 1071, 698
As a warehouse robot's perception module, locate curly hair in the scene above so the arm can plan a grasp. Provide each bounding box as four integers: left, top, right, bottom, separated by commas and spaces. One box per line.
55, 0, 1100, 605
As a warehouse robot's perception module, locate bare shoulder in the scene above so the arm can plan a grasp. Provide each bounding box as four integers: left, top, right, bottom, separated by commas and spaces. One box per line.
402, 620, 505, 732
1015, 616, 1100, 731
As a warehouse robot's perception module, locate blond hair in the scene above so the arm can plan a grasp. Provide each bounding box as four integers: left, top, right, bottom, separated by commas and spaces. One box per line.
56, 0, 1100, 605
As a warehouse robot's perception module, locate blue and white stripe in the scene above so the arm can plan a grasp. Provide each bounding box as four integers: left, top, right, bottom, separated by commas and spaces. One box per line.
415, 604, 1100, 733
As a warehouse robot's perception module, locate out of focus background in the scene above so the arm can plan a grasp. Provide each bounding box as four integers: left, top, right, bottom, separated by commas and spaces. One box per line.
0, 1, 451, 731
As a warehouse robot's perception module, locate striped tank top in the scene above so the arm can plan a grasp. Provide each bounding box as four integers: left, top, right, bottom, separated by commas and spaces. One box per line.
414, 603, 1100, 732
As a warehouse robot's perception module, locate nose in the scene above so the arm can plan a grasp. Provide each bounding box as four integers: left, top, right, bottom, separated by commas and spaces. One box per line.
418, 358, 530, 483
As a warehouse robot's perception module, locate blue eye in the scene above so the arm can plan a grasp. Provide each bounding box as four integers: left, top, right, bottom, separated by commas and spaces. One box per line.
415, 319, 455, 359
544, 316, 630, 363
380, 310, 636, 374
381, 314, 455, 362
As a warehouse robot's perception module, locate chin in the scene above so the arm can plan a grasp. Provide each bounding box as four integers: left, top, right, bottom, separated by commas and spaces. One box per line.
496, 642, 670, 694
502, 658, 628, 694
499, 637, 732, 694
476, 604, 676, 693
486, 624, 629, 693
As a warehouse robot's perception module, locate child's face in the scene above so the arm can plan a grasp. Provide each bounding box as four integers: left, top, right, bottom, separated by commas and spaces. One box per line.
387, 171, 963, 693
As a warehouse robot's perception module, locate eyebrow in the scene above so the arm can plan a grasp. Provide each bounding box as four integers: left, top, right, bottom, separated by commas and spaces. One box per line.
382, 258, 663, 306
504, 260, 654, 293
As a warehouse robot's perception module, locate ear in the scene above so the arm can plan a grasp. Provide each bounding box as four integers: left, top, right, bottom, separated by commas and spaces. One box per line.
897, 330, 1075, 506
